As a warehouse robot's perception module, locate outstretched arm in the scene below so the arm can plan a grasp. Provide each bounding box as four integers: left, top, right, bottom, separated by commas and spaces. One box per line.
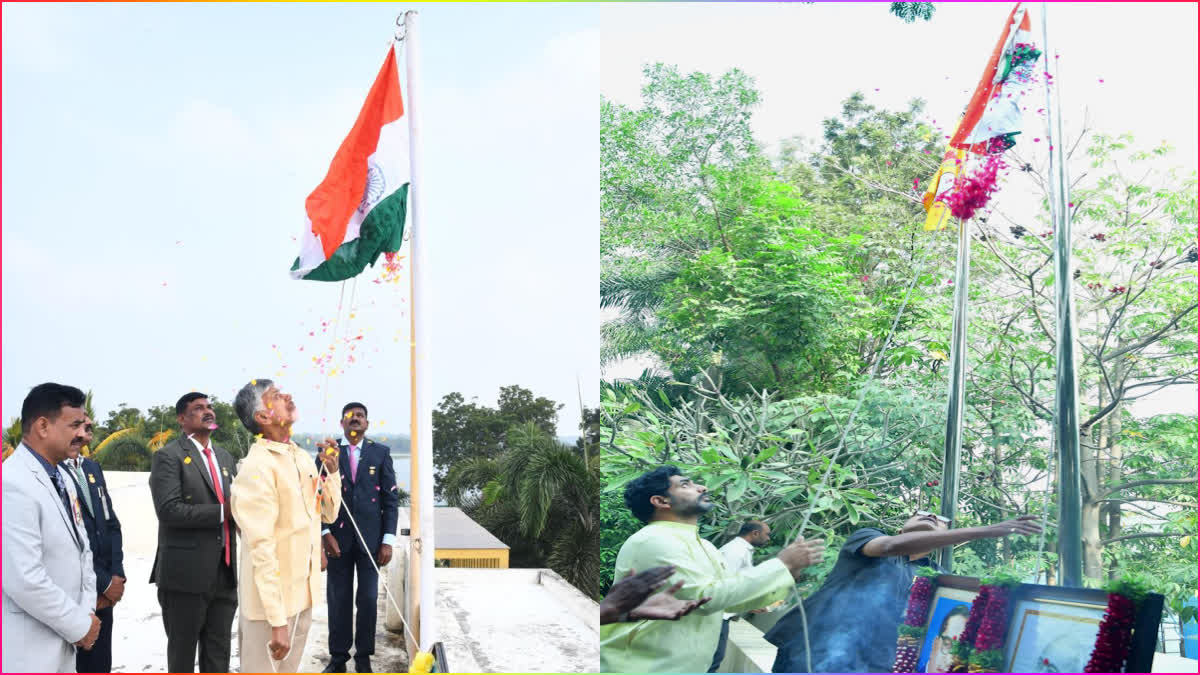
862, 515, 1042, 558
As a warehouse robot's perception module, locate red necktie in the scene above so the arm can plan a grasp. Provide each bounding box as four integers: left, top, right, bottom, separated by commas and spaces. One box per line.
203, 447, 231, 566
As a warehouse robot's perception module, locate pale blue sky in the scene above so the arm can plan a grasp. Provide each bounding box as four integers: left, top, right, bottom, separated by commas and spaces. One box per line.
3, 3, 599, 435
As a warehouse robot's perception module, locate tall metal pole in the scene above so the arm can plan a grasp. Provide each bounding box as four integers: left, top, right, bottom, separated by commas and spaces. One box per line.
404, 9, 439, 649
1042, 2, 1084, 587
938, 219, 969, 571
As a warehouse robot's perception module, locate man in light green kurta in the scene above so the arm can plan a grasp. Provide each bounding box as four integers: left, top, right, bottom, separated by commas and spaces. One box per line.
600, 466, 825, 674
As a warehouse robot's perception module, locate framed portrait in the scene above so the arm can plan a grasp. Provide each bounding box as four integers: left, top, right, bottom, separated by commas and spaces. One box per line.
1002, 584, 1164, 674
919, 575, 980, 673
1002, 585, 1109, 673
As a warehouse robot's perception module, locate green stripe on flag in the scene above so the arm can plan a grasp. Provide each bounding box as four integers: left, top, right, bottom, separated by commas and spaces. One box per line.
292, 183, 409, 282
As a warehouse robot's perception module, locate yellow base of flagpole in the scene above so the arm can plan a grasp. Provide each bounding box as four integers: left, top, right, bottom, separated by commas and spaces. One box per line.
408, 651, 434, 674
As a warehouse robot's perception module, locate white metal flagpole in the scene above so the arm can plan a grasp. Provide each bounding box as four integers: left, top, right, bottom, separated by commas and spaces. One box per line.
403, 8, 438, 652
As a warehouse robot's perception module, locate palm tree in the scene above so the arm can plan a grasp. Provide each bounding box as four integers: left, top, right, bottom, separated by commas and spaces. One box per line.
4, 417, 22, 451
443, 422, 600, 597
93, 433, 152, 471
600, 262, 678, 365
148, 430, 177, 451
83, 390, 96, 424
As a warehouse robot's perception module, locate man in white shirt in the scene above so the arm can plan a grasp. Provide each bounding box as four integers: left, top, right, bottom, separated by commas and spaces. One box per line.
709, 521, 772, 672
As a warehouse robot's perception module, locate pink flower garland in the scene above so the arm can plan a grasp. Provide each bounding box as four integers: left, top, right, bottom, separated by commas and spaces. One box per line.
894, 574, 938, 672
943, 154, 1006, 222
905, 576, 936, 626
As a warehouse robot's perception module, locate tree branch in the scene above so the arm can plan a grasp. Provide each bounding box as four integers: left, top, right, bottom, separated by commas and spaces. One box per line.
1103, 303, 1199, 362
1100, 477, 1198, 499
1102, 531, 1181, 546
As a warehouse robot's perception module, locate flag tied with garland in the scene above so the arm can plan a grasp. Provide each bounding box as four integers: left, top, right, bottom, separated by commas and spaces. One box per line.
924, 2, 1041, 230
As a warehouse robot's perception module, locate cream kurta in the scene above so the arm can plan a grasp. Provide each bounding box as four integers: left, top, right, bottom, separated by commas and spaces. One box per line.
230, 437, 341, 627
600, 521, 794, 674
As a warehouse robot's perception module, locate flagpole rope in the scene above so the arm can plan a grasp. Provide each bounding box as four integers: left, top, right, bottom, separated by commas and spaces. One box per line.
320, 281, 349, 424
787, 228, 946, 673
265, 611, 303, 673
316, 461, 420, 650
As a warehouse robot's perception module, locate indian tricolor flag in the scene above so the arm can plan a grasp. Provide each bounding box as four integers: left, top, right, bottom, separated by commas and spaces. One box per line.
949, 2, 1038, 155
292, 48, 409, 281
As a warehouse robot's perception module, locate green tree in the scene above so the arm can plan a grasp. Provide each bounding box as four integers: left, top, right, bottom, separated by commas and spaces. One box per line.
969, 133, 1197, 580
601, 65, 762, 373
94, 433, 153, 471
4, 417, 22, 450
102, 404, 144, 434
888, 2, 936, 23
600, 60, 1195, 602
432, 385, 562, 493
210, 397, 252, 459
599, 378, 950, 595
443, 422, 600, 597
496, 385, 562, 437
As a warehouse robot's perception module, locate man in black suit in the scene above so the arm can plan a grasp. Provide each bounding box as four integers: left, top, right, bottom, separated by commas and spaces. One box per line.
61, 415, 125, 673
319, 402, 399, 673
148, 392, 238, 673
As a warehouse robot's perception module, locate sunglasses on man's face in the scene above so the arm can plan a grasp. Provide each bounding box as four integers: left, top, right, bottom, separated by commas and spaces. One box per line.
915, 510, 952, 524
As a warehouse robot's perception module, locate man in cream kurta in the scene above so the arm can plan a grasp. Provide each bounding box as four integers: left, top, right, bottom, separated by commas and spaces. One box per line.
600, 466, 824, 674
229, 379, 341, 673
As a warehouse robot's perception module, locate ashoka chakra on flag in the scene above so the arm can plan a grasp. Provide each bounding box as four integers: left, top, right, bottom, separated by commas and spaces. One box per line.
291, 48, 410, 282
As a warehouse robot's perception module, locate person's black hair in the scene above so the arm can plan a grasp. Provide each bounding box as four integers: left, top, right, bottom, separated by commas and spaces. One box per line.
342, 401, 368, 418
738, 521, 767, 537
175, 392, 209, 416
937, 605, 971, 637
623, 465, 682, 523
21, 383, 86, 434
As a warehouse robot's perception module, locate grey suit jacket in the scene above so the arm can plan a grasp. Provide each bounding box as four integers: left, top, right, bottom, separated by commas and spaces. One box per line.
2, 444, 97, 673
149, 436, 238, 594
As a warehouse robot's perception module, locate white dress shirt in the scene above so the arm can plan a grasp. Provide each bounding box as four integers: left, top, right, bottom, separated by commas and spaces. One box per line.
187, 434, 225, 523
320, 439, 396, 547
718, 536, 757, 619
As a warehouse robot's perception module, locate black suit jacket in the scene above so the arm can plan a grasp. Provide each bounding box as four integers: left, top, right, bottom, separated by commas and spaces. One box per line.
62, 457, 125, 594
148, 436, 238, 593
318, 439, 399, 556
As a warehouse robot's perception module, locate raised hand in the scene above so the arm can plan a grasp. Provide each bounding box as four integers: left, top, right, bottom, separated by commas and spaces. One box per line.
599, 566, 677, 624
320, 438, 340, 473
777, 536, 826, 579
628, 580, 711, 621
990, 514, 1043, 538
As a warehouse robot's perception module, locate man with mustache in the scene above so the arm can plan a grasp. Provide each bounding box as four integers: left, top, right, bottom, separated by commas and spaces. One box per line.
319, 402, 399, 673
3, 383, 101, 673
149, 392, 239, 672
765, 509, 1043, 673
231, 379, 340, 673
61, 415, 125, 673
600, 466, 825, 674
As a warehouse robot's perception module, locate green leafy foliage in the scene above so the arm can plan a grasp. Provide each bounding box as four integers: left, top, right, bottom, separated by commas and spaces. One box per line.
432, 385, 562, 494
601, 64, 1196, 612
443, 421, 599, 598
94, 434, 152, 471
889, 2, 936, 23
